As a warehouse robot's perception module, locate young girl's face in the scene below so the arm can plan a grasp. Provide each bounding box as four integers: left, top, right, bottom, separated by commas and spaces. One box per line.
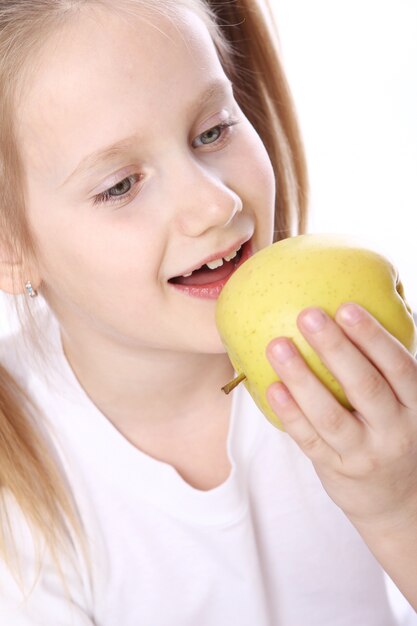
18, 4, 275, 354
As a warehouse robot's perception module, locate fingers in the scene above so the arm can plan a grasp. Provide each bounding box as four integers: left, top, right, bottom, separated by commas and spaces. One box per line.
335, 303, 417, 409
265, 303, 417, 527
296, 305, 402, 431
266, 336, 364, 457
266, 381, 338, 465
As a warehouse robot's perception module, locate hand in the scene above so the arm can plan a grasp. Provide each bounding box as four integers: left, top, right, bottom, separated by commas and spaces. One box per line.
265, 303, 417, 529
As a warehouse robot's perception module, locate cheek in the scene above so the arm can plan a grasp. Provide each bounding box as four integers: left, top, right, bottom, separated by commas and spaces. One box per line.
36, 219, 160, 318
26, 196, 142, 291
232, 122, 276, 200
26, 166, 163, 290
228, 123, 276, 241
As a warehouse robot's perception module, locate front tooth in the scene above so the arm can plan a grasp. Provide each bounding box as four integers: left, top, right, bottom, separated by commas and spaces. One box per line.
183, 272, 193, 277
224, 249, 238, 262
206, 258, 224, 270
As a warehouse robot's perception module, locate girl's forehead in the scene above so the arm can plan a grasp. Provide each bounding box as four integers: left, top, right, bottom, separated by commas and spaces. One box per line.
17, 5, 228, 185
24, 5, 218, 102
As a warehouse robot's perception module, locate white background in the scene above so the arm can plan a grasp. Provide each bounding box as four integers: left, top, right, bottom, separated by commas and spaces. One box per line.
268, 1, 417, 622
0, 1, 416, 621
268, 0, 417, 311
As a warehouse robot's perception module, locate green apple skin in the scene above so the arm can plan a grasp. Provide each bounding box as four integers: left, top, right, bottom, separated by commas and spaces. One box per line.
215, 234, 417, 431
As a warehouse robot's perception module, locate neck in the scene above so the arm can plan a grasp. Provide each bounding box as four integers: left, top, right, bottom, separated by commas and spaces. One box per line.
59, 320, 235, 437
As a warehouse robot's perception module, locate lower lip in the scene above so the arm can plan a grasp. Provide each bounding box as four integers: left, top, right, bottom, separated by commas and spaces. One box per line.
168, 239, 253, 300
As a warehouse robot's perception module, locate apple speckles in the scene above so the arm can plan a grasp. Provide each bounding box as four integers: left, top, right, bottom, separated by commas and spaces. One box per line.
215, 234, 417, 428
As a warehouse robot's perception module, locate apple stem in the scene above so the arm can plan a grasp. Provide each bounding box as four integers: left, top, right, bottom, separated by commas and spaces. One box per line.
221, 372, 247, 394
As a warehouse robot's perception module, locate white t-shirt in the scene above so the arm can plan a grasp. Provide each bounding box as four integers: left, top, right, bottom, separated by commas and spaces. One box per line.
0, 306, 411, 625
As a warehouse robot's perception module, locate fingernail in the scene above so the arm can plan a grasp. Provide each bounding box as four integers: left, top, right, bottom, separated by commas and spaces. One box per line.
300, 308, 326, 333
338, 303, 363, 325
271, 339, 296, 363
272, 384, 291, 406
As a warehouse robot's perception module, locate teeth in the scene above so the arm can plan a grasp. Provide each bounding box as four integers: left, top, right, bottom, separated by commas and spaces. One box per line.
181, 244, 243, 277
207, 244, 242, 269
224, 248, 239, 262
206, 258, 224, 270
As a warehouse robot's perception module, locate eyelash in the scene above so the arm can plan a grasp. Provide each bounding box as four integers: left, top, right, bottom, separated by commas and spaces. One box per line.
92, 117, 241, 207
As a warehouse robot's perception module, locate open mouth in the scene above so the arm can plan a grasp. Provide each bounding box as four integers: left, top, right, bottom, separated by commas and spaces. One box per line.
168, 241, 247, 287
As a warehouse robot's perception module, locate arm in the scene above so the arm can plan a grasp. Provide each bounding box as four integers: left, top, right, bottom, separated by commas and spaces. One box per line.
351, 512, 417, 611
265, 303, 417, 611
355, 315, 417, 611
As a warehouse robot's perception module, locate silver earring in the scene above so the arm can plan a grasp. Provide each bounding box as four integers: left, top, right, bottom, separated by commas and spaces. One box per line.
25, 281, 38, 298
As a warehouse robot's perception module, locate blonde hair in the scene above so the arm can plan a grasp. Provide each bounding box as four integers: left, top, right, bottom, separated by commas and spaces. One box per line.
0, 0, 308, 587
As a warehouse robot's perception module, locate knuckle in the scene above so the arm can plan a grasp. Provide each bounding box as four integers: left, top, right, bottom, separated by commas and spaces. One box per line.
318, 406, 345, 434
301, 434, 323, 455
391, 354, 417, 380
323, 330, 345, 355
399, 435, 415, 456
394, 432, 416, 457
360, 455, 381, 475
344, 451, 381, 478
360, 371, 385, 401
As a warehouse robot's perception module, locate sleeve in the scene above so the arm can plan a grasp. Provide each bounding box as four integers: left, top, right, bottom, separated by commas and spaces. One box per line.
0, 493, 95, 625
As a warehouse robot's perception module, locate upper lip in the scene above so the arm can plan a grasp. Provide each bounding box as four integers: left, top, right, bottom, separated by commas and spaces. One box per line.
170, 235, 251, 279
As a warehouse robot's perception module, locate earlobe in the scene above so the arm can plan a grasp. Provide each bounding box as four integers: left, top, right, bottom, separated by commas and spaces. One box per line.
24, 281, 38, 298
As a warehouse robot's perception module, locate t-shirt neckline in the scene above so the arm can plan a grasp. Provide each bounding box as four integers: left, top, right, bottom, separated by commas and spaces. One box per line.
28, 307, 265, 526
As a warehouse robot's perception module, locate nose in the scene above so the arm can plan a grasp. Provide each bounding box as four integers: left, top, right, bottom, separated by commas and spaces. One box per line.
169, 157, 243, 237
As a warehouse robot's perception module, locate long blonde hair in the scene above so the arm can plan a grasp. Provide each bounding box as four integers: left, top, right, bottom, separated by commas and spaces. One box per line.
0, 0, 309, 584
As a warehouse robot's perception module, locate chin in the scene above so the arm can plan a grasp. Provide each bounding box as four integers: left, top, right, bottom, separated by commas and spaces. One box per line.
181, 327, 228, 355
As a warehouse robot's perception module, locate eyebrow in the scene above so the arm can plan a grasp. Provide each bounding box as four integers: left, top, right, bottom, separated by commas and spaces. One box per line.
60, 78, 234, 188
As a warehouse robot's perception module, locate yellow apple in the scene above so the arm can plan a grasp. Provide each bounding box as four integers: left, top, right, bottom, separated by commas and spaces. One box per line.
215, 233, 417, 430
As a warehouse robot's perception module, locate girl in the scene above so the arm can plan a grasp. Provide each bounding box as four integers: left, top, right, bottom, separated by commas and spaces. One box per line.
0, 0, 416, 624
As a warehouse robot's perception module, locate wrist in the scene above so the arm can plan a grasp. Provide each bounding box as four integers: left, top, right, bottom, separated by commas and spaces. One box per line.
347, 505, 417, 611
347, 499, 417, 536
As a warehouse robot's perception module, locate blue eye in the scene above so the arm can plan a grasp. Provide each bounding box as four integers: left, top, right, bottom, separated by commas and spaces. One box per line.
93, 174, 141, 206
92, 117, 240, 207
193, 118, 240, 148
